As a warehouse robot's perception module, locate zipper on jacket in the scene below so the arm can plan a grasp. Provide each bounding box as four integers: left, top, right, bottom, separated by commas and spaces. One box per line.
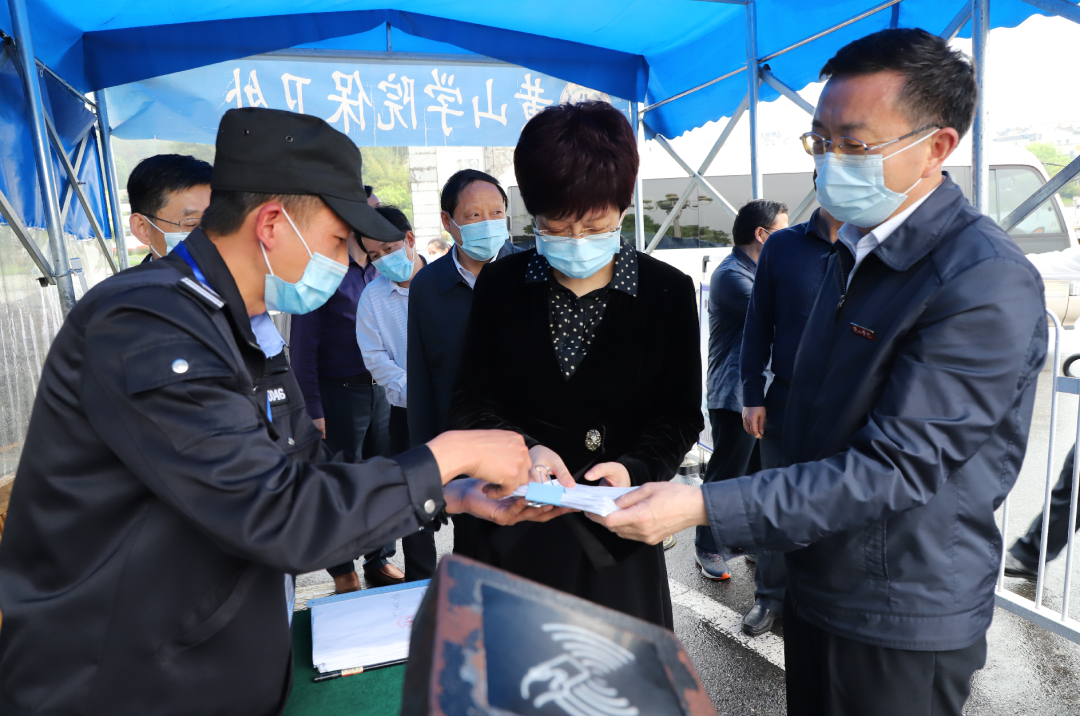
834, 250, 849, 322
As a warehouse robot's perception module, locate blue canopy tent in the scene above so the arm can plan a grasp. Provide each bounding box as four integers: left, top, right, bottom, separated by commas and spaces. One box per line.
2, 0, 1079, 315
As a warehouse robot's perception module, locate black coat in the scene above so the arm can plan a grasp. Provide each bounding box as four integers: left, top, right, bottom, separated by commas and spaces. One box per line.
450, 248, 703, 627
0, 230, 446, 715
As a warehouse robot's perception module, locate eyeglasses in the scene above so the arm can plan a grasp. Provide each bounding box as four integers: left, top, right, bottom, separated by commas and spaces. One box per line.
534, 225, 621, 240
799, 125, 940, 161
145, 215, 201, 232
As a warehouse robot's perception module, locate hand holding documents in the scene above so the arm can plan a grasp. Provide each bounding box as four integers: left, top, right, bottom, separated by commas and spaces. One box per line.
310, 582, 428, 675
510, 481, 639, 517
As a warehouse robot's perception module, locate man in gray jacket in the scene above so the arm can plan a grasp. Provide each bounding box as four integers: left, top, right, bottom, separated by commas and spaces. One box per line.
595, 29, 1046, 716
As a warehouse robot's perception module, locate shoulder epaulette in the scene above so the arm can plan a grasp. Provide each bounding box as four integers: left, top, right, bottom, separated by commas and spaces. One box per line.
177, 276, 225, 310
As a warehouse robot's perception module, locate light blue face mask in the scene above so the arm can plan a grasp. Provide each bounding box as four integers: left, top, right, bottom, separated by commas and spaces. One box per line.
372, 242, 416, 283
813, 129, 938, 228
142, 216, 188, 258
535, 227, 622, 280
450, 217, 508, 261
261, 209, 348, 315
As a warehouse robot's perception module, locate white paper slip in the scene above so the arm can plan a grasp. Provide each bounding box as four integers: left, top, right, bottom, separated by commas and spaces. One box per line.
310, 583, 426, 673
509, 482, 639, 517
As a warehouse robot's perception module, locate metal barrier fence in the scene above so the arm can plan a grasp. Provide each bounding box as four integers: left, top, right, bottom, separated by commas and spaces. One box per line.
995, 309, 1080, 644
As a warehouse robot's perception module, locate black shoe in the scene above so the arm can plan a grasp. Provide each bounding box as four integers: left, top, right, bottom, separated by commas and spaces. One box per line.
742, 605, 778, 637
1003, 552, 1038, 581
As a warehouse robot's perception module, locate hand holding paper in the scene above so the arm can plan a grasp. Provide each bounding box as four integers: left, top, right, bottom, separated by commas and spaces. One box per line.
509, 482, 640, 517
587, 481, 710, 543
445, 478, 574, 525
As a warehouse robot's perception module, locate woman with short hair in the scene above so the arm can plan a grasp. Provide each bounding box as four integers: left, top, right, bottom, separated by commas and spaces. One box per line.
450, 101, 703, 627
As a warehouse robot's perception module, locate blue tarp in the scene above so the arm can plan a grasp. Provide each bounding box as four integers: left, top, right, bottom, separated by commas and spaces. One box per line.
103, 46, 633, 146
0, 1, 1067, 141
0, 46, 111, 240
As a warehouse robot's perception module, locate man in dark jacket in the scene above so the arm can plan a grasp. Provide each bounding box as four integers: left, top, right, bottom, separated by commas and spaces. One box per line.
0, 108, 533, 715
737, 204, 840, 636
697, 199, 786, 581
408, 170, 520, 557
597, 29, 1046, 715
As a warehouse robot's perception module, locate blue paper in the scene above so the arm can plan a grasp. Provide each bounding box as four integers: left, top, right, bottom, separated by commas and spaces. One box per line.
525, 482, 565, 507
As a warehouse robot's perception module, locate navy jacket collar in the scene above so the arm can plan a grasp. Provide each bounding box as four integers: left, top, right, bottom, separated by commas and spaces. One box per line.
730, 245, 758, 274
431, 240, 518, 294
871, 173, 973, 274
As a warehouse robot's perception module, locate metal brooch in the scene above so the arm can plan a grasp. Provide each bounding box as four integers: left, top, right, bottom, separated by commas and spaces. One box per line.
585, 429, 602, 452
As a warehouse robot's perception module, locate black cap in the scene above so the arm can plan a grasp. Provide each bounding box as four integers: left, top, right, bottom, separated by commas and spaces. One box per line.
211, 108, 404, 242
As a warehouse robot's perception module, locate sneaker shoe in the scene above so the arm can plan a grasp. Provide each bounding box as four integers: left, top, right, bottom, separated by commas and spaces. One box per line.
1003, 552, 1038, 581
743, 553, 757, 564
742, 604, 778, 636
694, 549, 731, 580
662, 534, 677, 551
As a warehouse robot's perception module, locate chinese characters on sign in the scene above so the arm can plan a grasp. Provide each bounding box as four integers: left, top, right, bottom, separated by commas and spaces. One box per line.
109, 58, 628, 147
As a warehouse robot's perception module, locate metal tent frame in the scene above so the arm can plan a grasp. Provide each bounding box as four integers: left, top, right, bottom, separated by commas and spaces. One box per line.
636, 0, 1080, 254
5, 0, 1080, 308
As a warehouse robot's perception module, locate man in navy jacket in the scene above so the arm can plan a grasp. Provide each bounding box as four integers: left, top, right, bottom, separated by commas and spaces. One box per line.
596, 29, 1046, 715
407, 170, 520, 556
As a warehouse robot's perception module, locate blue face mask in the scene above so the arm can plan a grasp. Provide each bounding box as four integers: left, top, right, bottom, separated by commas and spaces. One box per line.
535, 228, 622, 279
142, 216, 188, 258
813, 129, 937, 228
372, 242, 416, 283
450, 217, 508, 261
262, 209, 348, 315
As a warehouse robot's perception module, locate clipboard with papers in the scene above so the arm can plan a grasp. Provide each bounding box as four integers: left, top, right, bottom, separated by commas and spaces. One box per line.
308, 580, 429, 674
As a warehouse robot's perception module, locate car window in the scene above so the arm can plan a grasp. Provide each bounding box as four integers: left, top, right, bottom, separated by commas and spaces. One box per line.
993, 166, 1068, 254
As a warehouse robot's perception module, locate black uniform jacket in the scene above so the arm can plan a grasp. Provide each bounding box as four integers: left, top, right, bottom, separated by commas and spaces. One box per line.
0, 230, 445, 715
449, 248, 703, 628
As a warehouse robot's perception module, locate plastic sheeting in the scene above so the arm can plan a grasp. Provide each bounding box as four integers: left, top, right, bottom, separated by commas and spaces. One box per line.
0, 46, 112, 240
0, 0, 1062, 141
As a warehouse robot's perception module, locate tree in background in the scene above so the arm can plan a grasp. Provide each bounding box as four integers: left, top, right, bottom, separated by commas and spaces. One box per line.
361, 147, 413, 224
1026, 142, 1080, 202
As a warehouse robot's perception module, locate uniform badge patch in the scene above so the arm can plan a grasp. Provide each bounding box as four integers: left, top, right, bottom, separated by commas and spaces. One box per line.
850, 323, 875, 341
267, 386, 289, 406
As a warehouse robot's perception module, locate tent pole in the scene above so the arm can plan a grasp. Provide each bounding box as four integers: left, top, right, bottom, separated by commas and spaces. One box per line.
95, 91, 129, 270
972, 0, 990, 214
8, 0, 76, 315
633, 102, 646, 252
746, 0, 762, 200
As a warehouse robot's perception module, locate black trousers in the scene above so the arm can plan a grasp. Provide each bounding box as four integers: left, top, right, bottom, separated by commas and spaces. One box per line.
1011, 443, 1080, 569
320, 378, 394, 578
390, 406, 438, 581
696, 408, 759, 554
784, 597, 987, 716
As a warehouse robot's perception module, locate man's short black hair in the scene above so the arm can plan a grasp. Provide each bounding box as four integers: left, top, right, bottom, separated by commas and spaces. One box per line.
127, 154, 212, 217
199, 192, 324, 236
440, 169, 507, 217
820, 28, 977, 139
733, 199, 788, 246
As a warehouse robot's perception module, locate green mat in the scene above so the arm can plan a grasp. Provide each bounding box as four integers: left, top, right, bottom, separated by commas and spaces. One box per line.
282, 609, 406, 716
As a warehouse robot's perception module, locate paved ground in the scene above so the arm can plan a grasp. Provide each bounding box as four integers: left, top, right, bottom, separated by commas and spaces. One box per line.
297, 335, 1080, 714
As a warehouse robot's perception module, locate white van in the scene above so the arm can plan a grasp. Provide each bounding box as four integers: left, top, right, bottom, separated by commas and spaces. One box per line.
507, 143, 1078, 324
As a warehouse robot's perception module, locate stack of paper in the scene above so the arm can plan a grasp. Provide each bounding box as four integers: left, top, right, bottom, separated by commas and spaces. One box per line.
310, 583, 427, 673
509, 482, 639, 516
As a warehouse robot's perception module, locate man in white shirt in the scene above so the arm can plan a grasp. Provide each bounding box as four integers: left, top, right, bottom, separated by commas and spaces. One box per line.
357, 205, 436, 580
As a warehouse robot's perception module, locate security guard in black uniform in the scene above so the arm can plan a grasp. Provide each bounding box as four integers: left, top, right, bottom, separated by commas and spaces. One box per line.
0, 109, 547, 715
